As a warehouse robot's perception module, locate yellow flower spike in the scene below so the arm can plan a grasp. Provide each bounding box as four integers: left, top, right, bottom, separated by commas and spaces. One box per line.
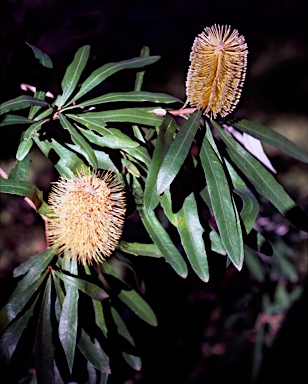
186, 24, 248, 119
47, 169, 126, 266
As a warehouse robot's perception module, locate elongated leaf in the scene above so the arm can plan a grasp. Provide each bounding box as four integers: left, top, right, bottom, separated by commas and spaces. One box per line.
101, 262, 157, 326
0, 296, 38, 365
33, 107, 53, 121
26, 42, 53, 69
110, 307, 142, 371
34, 137, 87, 178
56, 45, 90, 108
122, 159, 140, 177
0, 96, 49, 115
92, 300, 107, 338
77, 91, 181, 108
72, 108, 163, 127
225, 159, 259, 234
156, 110, 201, 194
34, 276, 55, 384
76, 125, 139, 149
8, 155, 30, 181
232, 119, 308, 163
244, 247, 265, 283
16, 119, 49, 161
28, 90, 46, 119
0, 178, 44, 211
0, 271, 47, 334
58, 114, 97, 169
144, 114, 177, 211
59, 282, 78, 373
200, 134, 244, 270
212, 121, 296, 215
117, 242, 163, 257
209, 228, 226, 255
55, 272, 109, 301
69, 55, 160, 105
134, 46, 150, 91
78, 330, 110, 373
175, 193, 209, 282
0, 114, 32, 127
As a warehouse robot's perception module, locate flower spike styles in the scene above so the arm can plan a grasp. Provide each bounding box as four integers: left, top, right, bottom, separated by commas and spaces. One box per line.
47, 169, 126, 266
186, 24, 248, 119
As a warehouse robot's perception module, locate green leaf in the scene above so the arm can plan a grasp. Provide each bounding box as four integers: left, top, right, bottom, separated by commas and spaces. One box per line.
59, 280, 78, 373
225, 159, 259, 234
26, 42, 53, 69
0, 271, 47, 335
34, 137, 87, 177
78, 330, 110, 374
134, 46, 150, 91
71, 108, 163, 127
33, 107, 53, 121
55, 272, 109, 301
0, 178, 44, 211
124, 146, 152, 167
58, 113, 97, 169
117, 242, 163, 257
34, 276, 55, 384
69, 55, 161, 105
110, 307, 142, 371
200, 134, 244, 270
0, 296, 38, 365
0, 114, 32, 127
212, 121, 296, 215
132, 176, 188, 278
144, 114, 177, 212
0, 96, 49, 115
209, 228, 226, 255
101, 262, 157, 326
16, 119, 49, 161
92, 300, 107, 338
8, 155, 30, 181
122, 159, 140, 177
77, 91, 181, 108
244, 247, 265, 283
75, 124, 139, 150
56, 45, 90, 108
175, 193, 209, 282
232, 119, 308, 163
28, 90, 46, 120
156, 110, 201, 194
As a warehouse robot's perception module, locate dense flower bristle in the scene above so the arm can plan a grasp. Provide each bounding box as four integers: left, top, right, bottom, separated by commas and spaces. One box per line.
47, 169, 126, 266
186, 24, 248, 119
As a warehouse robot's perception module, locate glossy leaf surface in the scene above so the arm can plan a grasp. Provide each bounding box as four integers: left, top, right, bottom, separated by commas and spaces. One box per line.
26, 42, 53, 68
0, 96, 49, 115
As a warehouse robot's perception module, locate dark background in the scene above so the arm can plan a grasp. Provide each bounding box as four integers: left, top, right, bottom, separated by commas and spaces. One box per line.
1, 1, 307, 383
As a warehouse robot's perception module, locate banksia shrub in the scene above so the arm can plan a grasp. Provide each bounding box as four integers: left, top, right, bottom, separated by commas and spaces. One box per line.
186, 24, 248, 118
47, 169, 126, 265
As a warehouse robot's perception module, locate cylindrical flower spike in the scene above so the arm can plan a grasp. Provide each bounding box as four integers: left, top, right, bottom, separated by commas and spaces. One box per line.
47, 169, 126, 266
186, 24, 248, 119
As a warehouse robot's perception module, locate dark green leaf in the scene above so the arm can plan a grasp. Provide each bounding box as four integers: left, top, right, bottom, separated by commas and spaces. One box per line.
244, 247, 265, 283
212, 121, 296, 215
101, 262, 157, 326
69, 56, 161, 105
34, 137, 87, 178
232, 119, 308, 163
92, 300, 107, 338
16, 119, 49, 161
78, 330, 110, 373
200, 134, 244, 270
77, 91, 181, 108
156, 110, 201, 194
0, 178, 44, 211
117, 242, 163, 257
34, 276, 55, 384
28, 90, 46, 119
56, 45, 90, 108
134, 46, 150, 91
58, 113, 97, 169
0, 114, 32, 127
122, 352, 142, 371
0, 296, 38, 365
59, 281, 78, 373
225, 159, 259, 234
0, 96, 49, 115
71, 108, 163, 127
124, 146, 151, 167
8, 155, 30, 181
0, 271, 48, 334
26, 42, 53, 69
55, 272, 109, 301
144, 114, 177, 211
175, 193, 209, 282
33, 107, 53, 121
